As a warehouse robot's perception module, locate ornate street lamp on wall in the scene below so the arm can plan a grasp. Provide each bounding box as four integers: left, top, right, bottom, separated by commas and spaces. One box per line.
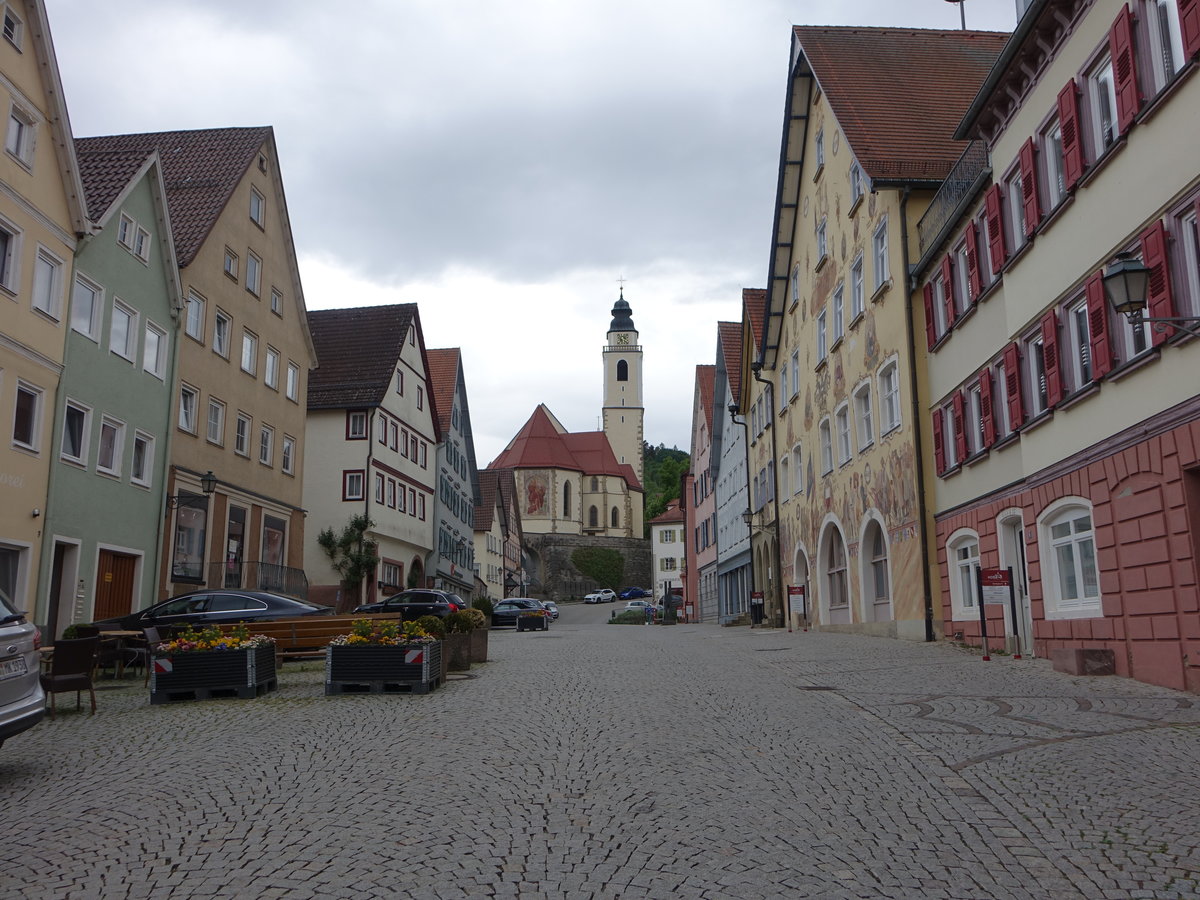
1103, 253, 1200, 339
166, 470, 217, 509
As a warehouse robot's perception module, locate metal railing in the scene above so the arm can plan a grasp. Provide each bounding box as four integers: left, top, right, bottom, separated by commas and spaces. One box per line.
917, 141, 989, 258
205, 561, 309, 599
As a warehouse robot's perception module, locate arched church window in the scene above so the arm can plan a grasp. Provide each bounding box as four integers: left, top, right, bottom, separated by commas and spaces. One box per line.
563, 481, 572, 518
590, 476, 599, 491
617, 360, 628, 382
611, 506, 619, 528
589, 505, 599, 527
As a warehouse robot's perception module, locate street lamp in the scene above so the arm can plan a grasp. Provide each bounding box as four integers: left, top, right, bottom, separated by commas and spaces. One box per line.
1103, 253, 1200, 339
166, 470, 217, 509
741, 508, 776, 534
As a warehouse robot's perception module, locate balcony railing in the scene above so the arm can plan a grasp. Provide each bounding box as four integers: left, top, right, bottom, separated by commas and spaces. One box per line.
205, 561, 309, 599
917, 141, 989, 258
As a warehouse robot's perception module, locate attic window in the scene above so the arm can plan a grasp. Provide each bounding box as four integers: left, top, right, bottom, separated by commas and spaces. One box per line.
3, 7, 23, 49
258, 154, 268, 173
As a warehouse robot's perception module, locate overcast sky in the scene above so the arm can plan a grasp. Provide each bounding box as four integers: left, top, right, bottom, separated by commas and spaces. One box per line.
49, 0, 1018, 467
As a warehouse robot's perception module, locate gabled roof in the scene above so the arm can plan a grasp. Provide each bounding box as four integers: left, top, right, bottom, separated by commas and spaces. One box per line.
717, 321, 742, 403
649, 501, 685, 526
74, 146, 153, 222
744, 289, 766, 356
794, 26, 1010, 183
307, 304, 417, 409
490, 404, 643, 491
426, 348, 460, 436
696, 365, 716, 433
476, 468, 522, 534
75, 127, 272, 267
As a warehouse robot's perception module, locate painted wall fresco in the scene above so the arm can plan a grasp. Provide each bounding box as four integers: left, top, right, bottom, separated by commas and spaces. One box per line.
524, 472, 547, 516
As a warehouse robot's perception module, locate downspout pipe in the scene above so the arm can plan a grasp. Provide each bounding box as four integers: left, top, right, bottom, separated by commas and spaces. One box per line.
752, 362, 784, 627
899, 187, 937, 643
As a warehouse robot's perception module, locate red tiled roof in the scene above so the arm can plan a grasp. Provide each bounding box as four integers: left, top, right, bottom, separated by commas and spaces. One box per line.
477, 468, 522, 534
307, 304, 417, 408
489, 405, 642, 491
744, 288, 766, 365
649, 501, 685, 525
426, 348, 460, 436
794, 26, 1009, 183
75, 127, 273, 267
717, 321, 742, 403
696, 365, 716, 432
73, 144, 154, 221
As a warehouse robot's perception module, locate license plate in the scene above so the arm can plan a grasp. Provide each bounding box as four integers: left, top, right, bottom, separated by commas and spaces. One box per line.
0, 656, 28, 681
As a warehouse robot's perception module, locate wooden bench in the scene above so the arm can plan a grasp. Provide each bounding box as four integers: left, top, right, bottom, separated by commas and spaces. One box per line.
217, 614, 406, 661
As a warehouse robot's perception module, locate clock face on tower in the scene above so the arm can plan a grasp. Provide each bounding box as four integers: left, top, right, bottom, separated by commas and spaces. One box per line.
616, 333, 630, 345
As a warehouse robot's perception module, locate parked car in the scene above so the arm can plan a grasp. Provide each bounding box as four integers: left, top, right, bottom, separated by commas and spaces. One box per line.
541, 600, 560, 619
492, 598, 548, 627
583, 589, 617, 604
354, 589, 465, 619
0, 588, 44, 748
92, 589, 333, 632
624, 600, 653, 611
619, 587, 651, 600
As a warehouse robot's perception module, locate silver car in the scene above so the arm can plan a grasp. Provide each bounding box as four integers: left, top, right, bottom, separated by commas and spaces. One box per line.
0, 588, 44, 748
541, 601, 560, 619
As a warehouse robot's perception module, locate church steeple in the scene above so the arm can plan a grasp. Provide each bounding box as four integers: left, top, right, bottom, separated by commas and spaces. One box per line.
602, 286, 644, 486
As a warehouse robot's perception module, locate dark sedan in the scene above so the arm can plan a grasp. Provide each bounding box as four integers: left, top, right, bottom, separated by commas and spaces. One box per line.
353, 589, 464, 620
491, 598, 547, 628
92, 589, 333, 632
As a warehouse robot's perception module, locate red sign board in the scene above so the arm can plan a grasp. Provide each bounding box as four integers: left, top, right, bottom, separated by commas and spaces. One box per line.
980, 568, 1010, 586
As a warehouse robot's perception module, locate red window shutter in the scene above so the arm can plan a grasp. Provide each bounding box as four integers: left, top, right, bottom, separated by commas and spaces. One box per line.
1140, 220, 1177, 346
1084, 272, 1114, 379
1040, 309, 1063, 407
941, 255, 957, 327
1110, 6, 1141, 134
985, 184, 1007, 275
1181, 0, 1200, 59
1057, 80, 1084, 191
979, 370, 996, 447
923, 282, 938, 349
965, 221, 982, 302
1003, 341, 1025, 428
952, 391, 968, 462
1018, 137, 1042, 238
932, 410, 945, 474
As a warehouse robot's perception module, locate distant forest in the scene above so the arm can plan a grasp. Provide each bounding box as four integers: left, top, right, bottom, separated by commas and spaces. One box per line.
643, 442, 689, 536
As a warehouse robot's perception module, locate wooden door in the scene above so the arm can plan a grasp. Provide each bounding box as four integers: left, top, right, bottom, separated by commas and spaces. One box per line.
94, 551, 136, 621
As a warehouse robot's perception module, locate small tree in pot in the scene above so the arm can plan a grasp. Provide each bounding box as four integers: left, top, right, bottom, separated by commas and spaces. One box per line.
316, 515, 380, 612
442, 611, 475, 672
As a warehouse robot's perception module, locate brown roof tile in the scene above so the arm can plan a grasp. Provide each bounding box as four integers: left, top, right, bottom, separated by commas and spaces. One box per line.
696, 365, 716, 432
744, 288, 766, 363
717, 321, 742, 402
73, 144, 154, 221
490, 405, 642, 491
426, 348, 460, 436
649, 501, 686, 525
794, 26, 1009, 182
306, 304, 417, 409
75, 127, 272, 266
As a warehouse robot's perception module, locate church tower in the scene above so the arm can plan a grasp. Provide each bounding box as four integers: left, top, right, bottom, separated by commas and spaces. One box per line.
602, 289, 645, 487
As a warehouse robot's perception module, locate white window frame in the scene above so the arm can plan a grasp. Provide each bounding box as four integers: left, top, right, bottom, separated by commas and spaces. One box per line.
1039, 497, 1103, 619
878, 360, 901, 435
70, 274, 102, 340
849, 162, 865, 209
212, 310, 231, 358
131, 431, 154, 487
1086, 53, 1118, 157
344, 470, 365, 501
819, 418, 833, 475
223, 248, 238, 279
815, 218, 828, 268
286, 361, 300, 402
241, 330, 258, 375
850, 255, 864, 319
270, 288, 283, 316
281, 435, 295, 475
835, 403, 852, 465
265, 346, 280, 390
117, 214, 135, 249
178, 384, 198, 434
1040, 117, 1066, 211
109, 298, 138, 362
831, 283, 845, 342
1025, 333, 1048, 417
947, 528, 981, 618
234, 413, 251, 457
3, 4, 24, 49
994, 360, 1013, 439
60, 400, 91, 465
184, 293, 204, 342
206, 398, 225, 446
12, 380, 42, 451
791, 444, 803, 495
5, 103, 35, 167
0, 214, 20, 292
967, 383, 984, 456
96, 415, 125, 477
814, 127, 825, 172
259, 424, 274, 466
942, 404, 958, 470
1177, 206, 1200, 319
790, 350, 800, 397
250, 187, 266, 227
853, 382, 873, 451
245, 251, 262, 296
143, 321, 167, 380
872, 218, 889, 291
31, 246, 63, 319
1145, 0, 1185, 93
953, 243, 971, 313
1005, 167, 1026, 250
816, 309, 828, 362
1067, 299, 1091, 390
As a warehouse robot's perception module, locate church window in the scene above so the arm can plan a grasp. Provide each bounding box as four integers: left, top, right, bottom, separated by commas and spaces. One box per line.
611, 507, 619, 527
564, 481, 572, 518
591, 476, 598, 491
589, 505, 599, 527
617, 360, 628, 382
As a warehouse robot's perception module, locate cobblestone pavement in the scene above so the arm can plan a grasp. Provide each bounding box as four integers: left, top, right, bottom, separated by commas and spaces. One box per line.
2, 606, 1198, 899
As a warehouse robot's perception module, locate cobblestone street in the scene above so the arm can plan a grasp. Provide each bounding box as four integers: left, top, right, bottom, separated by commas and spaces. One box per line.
3, 605, 1199, 899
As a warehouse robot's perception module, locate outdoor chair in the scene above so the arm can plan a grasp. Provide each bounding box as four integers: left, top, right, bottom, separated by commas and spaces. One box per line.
39, 636, 101, 720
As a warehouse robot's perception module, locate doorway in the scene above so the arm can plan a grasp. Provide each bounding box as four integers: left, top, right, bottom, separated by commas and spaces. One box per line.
997, 513, 1034, 656
225, 506, 246, 588
94, 550, 138, 622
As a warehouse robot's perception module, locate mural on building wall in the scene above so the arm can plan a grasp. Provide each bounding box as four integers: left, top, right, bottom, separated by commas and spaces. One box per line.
524, 472, 547, 516
863, 313, 880, 373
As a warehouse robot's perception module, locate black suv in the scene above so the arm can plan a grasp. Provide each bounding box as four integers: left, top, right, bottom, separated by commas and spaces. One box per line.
353, 589, 465, 619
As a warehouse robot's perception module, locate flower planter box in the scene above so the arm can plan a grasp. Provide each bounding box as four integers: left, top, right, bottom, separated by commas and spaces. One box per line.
325, 642, 442, 695
150, 645, 277, 704
443, 632, 471, 672
516, 611, 549, 632
470, 627, 488, 663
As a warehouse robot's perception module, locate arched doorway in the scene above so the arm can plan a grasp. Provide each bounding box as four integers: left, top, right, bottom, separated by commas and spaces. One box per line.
860, 518, 893, 622
791, 546, 811, 628
819, 520, 851, 625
